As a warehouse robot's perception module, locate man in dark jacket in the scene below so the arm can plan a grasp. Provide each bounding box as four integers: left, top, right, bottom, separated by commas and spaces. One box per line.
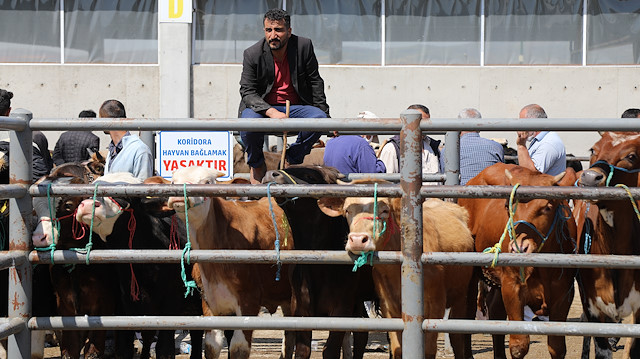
52, 110, 100, 165
239, 8, 329, 183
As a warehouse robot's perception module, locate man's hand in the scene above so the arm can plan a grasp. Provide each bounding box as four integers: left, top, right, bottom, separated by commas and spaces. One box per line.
516, 131, 531, 147
265, 108, 287, 119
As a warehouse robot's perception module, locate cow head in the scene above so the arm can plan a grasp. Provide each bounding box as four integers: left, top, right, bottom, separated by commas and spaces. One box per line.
262, 165, 342, 185
167, 166, 225, 225
32, 176, 87, 247
75, 172, 141, 241
504, 168, 571, 255
579, 132, 640, 188
318, 180, 396, 254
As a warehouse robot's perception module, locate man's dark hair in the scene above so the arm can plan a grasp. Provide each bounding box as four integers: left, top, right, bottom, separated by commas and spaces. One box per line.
79, 110, 97, 118
264, 9, 290, 29
99, 99, 126, 118
407, 104, 430, 115
621, 108, 640, 118
0, 89, 13, 115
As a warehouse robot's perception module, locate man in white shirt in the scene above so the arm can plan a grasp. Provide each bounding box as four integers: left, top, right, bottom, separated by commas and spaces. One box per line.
378, 104, 442, 184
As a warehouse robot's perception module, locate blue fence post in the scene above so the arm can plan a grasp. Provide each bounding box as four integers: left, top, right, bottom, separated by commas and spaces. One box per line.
7, 109, 32, 359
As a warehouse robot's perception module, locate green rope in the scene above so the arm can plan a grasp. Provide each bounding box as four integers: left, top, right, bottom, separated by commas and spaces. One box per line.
180, 183, 198, 297
483, 184, 521, 268
615, 183, 640, 223
352, 251, 374, 272
353, 183, 383, 272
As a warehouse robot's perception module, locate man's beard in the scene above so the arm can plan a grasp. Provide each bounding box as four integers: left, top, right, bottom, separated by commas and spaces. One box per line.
269, 38, 287, 50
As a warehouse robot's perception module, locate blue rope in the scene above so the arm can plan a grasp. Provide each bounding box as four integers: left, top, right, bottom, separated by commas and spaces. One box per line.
181, 183, 198, 297
266, 182, 282, 281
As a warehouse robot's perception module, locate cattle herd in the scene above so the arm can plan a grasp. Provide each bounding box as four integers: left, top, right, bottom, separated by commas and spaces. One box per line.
0, 131, 639, 359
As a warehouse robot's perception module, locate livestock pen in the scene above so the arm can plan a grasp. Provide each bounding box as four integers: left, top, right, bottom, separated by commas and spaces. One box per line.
0, 109, 639, 358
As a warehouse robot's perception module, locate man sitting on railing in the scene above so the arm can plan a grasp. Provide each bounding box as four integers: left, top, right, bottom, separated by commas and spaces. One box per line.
238, 9, 329, 184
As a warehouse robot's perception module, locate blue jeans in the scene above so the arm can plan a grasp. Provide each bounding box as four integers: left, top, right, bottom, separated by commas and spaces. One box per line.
240, 105, 325, 168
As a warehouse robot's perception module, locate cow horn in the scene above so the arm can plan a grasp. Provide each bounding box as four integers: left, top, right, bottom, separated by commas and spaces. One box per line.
505, 169, 514, 182
336, 179, 348, 185
552, 171, 566, 184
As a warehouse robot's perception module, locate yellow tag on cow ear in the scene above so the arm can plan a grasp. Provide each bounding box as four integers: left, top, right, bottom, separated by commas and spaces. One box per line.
0, 200, 7, 215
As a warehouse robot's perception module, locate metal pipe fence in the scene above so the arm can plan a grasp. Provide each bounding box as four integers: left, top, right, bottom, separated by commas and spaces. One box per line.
2, 113, 640, 358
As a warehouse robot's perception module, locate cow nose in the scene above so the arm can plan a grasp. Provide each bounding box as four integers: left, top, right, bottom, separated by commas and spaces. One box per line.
349, 233, 369, 245
580, 169, 605, 187
511, 240, 530, 254
262, 170, 281, 184
32, 233, 49, 247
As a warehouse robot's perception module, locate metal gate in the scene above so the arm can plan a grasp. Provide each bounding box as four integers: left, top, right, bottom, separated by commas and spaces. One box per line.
1, 109, 640, 358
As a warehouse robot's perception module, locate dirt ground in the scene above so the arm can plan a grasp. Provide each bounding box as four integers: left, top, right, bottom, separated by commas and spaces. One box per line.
43, 288, 630, 359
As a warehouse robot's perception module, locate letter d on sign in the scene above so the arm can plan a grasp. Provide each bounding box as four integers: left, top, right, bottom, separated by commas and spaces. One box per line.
169, 0, 182, 18
159, 0, 191, 23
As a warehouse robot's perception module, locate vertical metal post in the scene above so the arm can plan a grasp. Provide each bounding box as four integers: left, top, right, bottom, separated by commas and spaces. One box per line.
399, 109, 424, 357
139, 131, 155, 172
444, 131, 460, 186
7, 109, 32, 358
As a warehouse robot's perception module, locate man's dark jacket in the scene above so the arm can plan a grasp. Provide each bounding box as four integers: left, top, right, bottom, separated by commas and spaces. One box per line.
238, 34, 329, 117
52, 131, 100, 166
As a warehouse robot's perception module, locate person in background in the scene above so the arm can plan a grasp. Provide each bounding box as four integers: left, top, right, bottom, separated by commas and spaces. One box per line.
621, 108, 640, 118
357, 110, 380, 149
53, 109, 100, 165
239, 8, 329, 184
323, 111, 386, 175
0, 88, 51, 182
100, 100, 153, 180
516, 104, 566, 175
378, 104, 442, 184
457, 108, 504, 185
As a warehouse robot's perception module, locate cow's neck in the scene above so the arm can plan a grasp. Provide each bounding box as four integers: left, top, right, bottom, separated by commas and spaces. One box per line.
378, 213, 402, 251
595, 200, 639, 255
189, 196, 243, 250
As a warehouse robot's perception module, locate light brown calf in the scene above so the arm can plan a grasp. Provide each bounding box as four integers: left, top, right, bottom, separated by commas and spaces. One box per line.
318, 179, 476, 359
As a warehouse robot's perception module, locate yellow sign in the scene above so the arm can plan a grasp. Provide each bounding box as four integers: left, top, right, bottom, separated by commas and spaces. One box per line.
159, 0, 192, 23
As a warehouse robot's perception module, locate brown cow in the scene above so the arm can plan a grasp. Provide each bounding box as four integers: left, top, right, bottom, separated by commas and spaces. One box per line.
458, 163, 577, 359
167, 166, 294, 359
318, 180, 477, 359
575, 132, 640, 358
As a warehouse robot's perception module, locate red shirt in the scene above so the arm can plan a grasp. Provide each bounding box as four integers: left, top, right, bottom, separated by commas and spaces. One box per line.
264, 55, 300, 105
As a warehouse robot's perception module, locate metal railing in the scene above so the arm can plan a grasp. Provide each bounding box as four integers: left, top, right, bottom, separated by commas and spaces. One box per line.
1, 111, 640, 358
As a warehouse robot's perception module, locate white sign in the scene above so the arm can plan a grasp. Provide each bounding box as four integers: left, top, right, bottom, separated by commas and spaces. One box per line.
157, 131, 233, 180
159, 0, 192, 23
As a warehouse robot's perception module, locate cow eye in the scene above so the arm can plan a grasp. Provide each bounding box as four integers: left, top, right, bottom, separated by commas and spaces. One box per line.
589, 148, 595, 155
626, 153, 638, 163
